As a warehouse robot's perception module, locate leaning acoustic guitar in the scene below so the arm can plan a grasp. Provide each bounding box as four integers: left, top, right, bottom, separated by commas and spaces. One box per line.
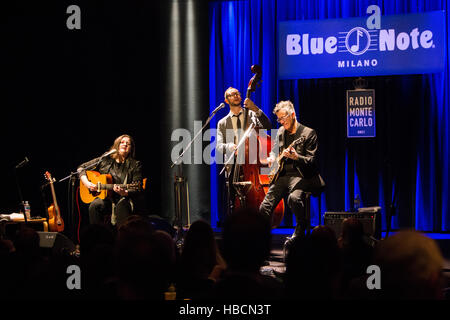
44, 171, 65, 232
79, 170, 145, 204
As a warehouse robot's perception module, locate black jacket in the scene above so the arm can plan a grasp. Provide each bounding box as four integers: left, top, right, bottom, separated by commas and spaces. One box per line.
270, 122, 325, 195
78, 156, 144, 204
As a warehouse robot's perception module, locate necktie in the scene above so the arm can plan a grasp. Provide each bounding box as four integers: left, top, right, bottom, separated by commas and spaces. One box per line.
233, 114, 242, 144
234, 114, 241, 129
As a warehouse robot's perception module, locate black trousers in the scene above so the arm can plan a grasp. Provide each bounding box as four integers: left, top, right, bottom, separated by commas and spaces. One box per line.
259, 174, 308, 235
89, 197, 133, 228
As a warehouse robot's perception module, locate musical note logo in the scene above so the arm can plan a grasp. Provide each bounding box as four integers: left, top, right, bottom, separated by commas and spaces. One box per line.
351, 30, 363, 52
345, 27, 371, 56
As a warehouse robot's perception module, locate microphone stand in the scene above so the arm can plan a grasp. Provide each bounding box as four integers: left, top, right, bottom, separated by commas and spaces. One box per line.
13, 167, 26, 224
57, 153, 108, 242
170, 104, 223, 251
219, 122, 255, 175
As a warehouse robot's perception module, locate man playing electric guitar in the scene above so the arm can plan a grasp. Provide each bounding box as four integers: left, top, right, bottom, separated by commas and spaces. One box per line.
259, 101, 325, 244
77, 134, 145, 227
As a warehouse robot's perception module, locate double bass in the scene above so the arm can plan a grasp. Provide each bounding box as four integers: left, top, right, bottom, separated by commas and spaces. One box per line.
229, 65, 284, 227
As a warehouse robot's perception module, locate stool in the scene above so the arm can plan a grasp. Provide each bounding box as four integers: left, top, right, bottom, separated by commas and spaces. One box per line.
304, 191, 324, 233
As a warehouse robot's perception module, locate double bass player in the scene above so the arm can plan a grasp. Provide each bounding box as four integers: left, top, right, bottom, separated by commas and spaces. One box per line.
216, 86, 272, 217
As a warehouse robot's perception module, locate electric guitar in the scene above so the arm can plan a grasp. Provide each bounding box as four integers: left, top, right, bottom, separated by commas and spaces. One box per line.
79, 170, 144, 204
268, 136, 305, 185
44, 171, 65, 232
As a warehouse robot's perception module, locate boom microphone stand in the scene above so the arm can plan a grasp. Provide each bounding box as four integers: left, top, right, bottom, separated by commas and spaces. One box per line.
58, 150, 116, 242
14, 158, 29, 223
171, 103, 225, 250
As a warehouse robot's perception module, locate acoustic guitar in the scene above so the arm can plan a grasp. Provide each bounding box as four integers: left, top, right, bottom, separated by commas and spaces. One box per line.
268, 136, 305, 185
44, 171, 65, 232
79, 170, 144, 204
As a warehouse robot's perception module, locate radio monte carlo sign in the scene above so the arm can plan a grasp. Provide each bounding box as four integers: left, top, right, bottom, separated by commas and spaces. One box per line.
278, 6, 445, 79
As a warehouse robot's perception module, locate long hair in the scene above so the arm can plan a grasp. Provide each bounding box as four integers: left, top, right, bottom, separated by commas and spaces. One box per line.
109, 134, 135, 159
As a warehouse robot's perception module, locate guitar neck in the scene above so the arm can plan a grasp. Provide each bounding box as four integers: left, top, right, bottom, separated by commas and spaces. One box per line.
98, 183, 130, 191
49, 181, 60, 212
277, 138, 303, 162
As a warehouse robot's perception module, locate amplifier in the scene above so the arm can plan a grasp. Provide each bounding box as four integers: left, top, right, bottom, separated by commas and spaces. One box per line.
323, 207, 381, 239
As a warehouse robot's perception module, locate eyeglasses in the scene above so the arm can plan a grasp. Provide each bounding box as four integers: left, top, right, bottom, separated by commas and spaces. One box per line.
276, 113, 291, 123
227, 92, 240, 98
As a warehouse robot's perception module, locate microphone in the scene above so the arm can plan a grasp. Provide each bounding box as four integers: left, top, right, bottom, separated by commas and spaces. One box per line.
211, 103, 225, 115
101, 149, 117, 158
15, 157, 29, 169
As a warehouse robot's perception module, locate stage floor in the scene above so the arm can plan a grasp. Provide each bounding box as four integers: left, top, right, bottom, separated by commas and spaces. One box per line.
213, 227, 450, 276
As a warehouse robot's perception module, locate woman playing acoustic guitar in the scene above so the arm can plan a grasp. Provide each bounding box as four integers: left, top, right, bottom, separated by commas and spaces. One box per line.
78, 134, 144, 228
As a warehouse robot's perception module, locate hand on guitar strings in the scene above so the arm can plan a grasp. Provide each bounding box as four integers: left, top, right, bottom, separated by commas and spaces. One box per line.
266, 155, 276, 168
282, 146, 300, 161
81, 175, 98, 192
113, 184, 128, 197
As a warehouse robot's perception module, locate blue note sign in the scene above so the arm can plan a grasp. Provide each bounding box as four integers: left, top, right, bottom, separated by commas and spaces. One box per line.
278, 10, 445, 79
347, 89, 376, 138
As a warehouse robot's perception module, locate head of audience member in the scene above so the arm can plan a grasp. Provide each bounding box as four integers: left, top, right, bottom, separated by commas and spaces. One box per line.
222, 208, 271, 273
14, 226, 41, 258
79, 224, 116, 296
373, 230, 444, 299
285, 225, 341, 299
180, 219, 221, 279
80, 223, 115, 256
338, 217, 375, 288
338, 217, 366, 248
0, 239, 15, 256
116, 215, 175, 299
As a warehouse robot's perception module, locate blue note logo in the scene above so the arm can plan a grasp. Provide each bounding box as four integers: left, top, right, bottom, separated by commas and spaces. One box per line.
343, 27, 372, 55
279, 9, 445, 78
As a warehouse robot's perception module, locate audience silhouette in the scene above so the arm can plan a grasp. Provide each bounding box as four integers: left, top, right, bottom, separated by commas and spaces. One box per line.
338, 217, 375, 297
175, 219, 226, 300
372, 230, 445, 300
114, 215, 175, 300
0, 211, 448, 301
285, 225, 341, 299
211, 208, 284, 300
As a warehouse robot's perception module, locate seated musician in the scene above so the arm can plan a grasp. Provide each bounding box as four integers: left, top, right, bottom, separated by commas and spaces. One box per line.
77, 134, 144, 227
259, 101, 325, 243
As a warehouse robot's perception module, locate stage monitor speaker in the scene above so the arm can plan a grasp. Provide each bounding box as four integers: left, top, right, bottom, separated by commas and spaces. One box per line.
323, 206, 381, 240
37, 232, 76, 256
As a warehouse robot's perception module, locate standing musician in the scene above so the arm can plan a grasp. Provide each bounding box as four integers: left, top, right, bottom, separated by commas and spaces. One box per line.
259, 101, 325, 243
77, 134, 144, 228
216, 87, 272, 215
216, 87, 271, 156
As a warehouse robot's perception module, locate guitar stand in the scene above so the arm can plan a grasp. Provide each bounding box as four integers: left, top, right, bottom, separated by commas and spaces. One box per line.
173, 170, 190, 252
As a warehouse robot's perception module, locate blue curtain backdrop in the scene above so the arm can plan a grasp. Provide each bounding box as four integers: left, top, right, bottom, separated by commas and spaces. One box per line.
209, 0, 450, 232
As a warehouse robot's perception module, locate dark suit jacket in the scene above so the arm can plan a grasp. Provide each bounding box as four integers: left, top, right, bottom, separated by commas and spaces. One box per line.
271, 122, 325, 195
216, 108, 271, 156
